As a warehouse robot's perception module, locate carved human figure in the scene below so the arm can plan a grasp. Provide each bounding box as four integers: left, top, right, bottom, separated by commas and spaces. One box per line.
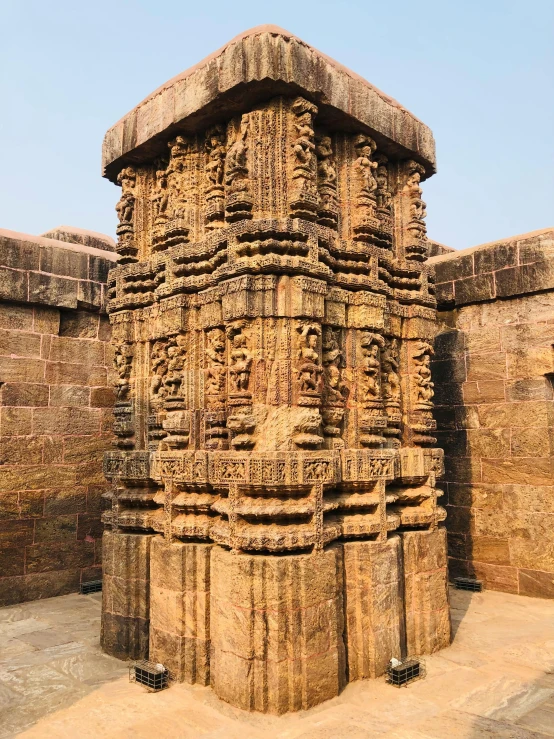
354, 135, 378, 195
205, 125, 226, 188
164, 335, 187, 397
150, 339, 169, 398
297, 364, 322, 393
316, 136, 337, 187
404, 161, 427, 221
322, 326, 342, 366
381, 338, 401, 403
115, 167, 136, 224
291, 98, 317, 178
225, 115, 249, 189
324, 364, 346, 404
227, 322, 253, 393
205, 328, 226, 396
375, 154, 392, 211
167, 136, 190, 218
413, 341, 435, 405
151, 168, 169, 223
297, 324, 321, 364
360, 333, 385, 403
114, 342, 133, 399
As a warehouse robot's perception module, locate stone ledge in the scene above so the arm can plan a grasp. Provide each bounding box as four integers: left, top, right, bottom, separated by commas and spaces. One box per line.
0, 229, 117, 311
102, 25, 436, 181
429, 228, 554, 307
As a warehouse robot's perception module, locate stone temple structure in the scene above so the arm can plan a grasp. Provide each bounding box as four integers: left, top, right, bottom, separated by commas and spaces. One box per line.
100, 26, 450, 713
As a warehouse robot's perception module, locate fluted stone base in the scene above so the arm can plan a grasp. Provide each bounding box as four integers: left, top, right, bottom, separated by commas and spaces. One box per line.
209, 545, 346, 714
149, 538, 212, 685
100, 530, 152, 660
343, 536, 405, 680
402, 529, 451, 655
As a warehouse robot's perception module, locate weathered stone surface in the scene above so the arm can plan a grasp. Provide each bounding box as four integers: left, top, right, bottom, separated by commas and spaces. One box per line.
149, 538, 212, 685
433, 228, 554, 600
0, 226, 114, 606
343, 536, 404, 679
101, 531, 153, 660
210, 545, 346, 714
100, 28, 449, 713
403, 529, 450, 655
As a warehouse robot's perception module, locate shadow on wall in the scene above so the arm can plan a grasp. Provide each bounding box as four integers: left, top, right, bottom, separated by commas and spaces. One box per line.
432, 321, 473, 636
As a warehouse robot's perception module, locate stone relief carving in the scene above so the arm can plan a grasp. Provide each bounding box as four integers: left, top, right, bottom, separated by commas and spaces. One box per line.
359, 332, 387, 448
225, 114, 253, 222
412, 340, 434, 407
316, 134, 338, 228
289, 97, 318, 220
115, 167, 137, 261
102, 34, 448, 714
402, 160, 429, 260
205, 124, 226, 228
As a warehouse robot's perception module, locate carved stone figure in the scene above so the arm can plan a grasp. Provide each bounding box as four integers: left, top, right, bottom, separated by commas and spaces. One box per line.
354, 135, 378, 195
381, 338, 400, 404
225, 116, 249, 191
150, 339, 169, 399
113, 342, 133, 400
413, 341, 435, 406
360, 332, 384, 403
226, 321, 252, 393
115, 167, 136, 224
205, 125, 226, 188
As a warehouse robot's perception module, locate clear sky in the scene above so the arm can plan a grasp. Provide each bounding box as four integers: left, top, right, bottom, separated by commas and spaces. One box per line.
0, 0, 552, 250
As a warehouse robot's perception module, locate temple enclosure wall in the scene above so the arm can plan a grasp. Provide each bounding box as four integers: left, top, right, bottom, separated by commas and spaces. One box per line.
431, 228, 554, 599
0, 227, 116, 606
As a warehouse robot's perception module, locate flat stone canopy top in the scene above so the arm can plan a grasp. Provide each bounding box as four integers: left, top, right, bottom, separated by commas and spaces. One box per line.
102, 25, 436, 183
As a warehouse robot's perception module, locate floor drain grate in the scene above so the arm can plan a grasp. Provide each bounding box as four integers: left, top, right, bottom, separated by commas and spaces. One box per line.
454, 577, 483, 592
80, 580, 102, 595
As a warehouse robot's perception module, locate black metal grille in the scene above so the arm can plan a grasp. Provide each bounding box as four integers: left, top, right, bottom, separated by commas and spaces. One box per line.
386, 658, 425, 687
80, 580, 102, 595
454, 577, 483, 592
130, 661, 169, 691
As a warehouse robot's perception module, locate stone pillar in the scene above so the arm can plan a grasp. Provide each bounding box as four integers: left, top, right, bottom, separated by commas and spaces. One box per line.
210, 545, 346, 714
149, 538, 212, 685
402, 529, 451, 655
343, 536, 405, 680
101, 530, 152, 660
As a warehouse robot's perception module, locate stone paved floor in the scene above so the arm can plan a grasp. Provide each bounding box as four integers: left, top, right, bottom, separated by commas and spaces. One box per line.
0, 588, 553, 738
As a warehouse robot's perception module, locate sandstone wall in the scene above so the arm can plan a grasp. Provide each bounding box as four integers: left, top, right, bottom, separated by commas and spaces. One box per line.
0, 228, 116, 606
431, 228, 554, 598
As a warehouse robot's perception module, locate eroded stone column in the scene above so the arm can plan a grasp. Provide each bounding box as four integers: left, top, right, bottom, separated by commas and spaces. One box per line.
101, 530, 152, 660
343, 536, 405, 680
402, 529, 451, 655
210, 545, 346, 714
149, 538, 212, 684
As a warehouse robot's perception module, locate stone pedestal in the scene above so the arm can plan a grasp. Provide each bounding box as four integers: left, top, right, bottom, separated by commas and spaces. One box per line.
149, 538, 212, 685
210, 545, 346, 714
343, 536, 405, 680
402, 529, 451, 655
101, 530, 152, 660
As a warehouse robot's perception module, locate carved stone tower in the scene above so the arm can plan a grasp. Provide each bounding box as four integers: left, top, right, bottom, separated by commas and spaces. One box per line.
101, 26, 450, 713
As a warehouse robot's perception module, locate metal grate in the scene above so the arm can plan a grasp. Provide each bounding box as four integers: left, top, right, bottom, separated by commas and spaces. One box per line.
80, 580, 102, 595
386, 658, 425, 687
130, 660, 170, 692
454, 577, 483, 592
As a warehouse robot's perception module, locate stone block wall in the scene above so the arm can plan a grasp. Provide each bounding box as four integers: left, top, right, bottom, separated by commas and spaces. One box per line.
0, 228, 117, 606
430, 228, 554, 598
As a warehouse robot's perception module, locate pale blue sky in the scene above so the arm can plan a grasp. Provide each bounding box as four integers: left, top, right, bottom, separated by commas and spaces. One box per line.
0, 0, 552, 249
